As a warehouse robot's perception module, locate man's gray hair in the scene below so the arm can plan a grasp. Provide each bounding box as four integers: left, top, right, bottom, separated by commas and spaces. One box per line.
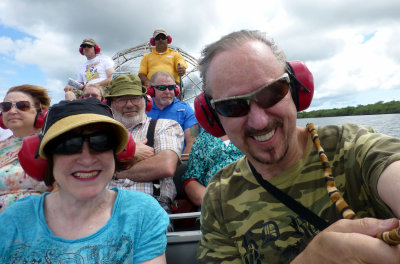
199, 30, 287, 94
150, 71, 175, 86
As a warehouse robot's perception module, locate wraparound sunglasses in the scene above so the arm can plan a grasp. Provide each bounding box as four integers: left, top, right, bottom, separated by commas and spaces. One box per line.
210, 73, 290, 117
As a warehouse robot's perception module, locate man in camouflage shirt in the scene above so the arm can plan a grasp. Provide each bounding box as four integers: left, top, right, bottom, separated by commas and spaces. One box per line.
197, 30, 400, 263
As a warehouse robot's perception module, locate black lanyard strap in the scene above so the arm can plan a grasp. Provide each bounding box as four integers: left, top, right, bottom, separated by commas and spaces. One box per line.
248, 160, 329, 231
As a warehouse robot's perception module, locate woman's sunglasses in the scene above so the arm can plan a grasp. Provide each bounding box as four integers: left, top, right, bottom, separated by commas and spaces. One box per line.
152, 85, 175, 91
47, 132, 116, 155
210, 73, 290, 117
0, 101, 31, 112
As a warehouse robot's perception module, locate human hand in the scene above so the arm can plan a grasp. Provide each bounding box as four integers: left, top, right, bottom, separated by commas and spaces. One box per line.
64, 91, 77, 101
292, 218, 400, 264
177, 63, 186, 76
134, 139, 155, 162
64, 85, 74, 92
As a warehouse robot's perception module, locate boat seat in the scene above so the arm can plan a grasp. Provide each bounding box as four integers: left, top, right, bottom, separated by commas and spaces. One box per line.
167, 212, 201, 264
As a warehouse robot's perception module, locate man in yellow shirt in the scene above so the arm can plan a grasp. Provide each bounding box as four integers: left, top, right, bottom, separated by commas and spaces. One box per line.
139, 28, 188, 87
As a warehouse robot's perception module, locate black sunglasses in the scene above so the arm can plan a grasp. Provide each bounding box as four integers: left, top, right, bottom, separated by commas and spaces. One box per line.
0, 101, 31, 112
210, 73, 290, 117
47, 132, 116, 155
152, 85, 175, 91
81, 44, 94, 49
154, 34, 167, 41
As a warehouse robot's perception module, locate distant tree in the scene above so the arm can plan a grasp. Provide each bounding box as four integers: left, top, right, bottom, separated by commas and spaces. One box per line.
297, 100, 400, 118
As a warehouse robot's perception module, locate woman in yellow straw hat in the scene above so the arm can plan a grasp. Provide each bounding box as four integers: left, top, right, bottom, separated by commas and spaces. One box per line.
0, 98, 168, 263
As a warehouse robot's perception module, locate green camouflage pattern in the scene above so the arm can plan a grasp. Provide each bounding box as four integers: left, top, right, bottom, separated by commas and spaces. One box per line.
198, 124, 400, 264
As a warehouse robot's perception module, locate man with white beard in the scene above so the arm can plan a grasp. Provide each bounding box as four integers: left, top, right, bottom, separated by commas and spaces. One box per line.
106, 74, 184, 214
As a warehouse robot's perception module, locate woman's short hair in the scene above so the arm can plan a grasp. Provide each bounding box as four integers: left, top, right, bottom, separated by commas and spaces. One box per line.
7, 85, 50, 109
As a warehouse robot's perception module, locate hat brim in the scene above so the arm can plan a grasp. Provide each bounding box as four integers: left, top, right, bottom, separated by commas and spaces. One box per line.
39, 113, 129, 159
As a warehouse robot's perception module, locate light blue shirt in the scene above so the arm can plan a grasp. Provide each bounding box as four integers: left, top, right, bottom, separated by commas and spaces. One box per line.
147, 98, 198, 150
0, 188, 169, 263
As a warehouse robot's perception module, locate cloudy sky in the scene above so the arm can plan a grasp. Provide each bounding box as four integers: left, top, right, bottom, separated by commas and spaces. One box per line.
0, 0, 399, 111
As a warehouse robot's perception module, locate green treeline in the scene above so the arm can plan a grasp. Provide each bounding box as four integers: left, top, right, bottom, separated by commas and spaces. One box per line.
297, 100, 400, 118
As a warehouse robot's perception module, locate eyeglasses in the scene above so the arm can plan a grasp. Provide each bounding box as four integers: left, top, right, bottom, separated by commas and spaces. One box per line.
83, 93, 100, 99
154, 34, 167, 41
114, 96, 143, 106
152, 85, 175, 91
48, 132, 115, 155
81, 44, 93, 48
210, 73, 290, 117
0, 101, 31, 112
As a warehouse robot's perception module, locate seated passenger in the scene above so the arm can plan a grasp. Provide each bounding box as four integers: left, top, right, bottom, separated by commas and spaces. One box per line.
0, 84, 51, 213
147, 71, 200, 159
0, 98, 169, 263
182, 130, 243, 206
106, 74, 184, 214
65, 83, 105, 101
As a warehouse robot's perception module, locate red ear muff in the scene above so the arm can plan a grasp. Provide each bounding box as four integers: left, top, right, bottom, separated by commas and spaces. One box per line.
145, 94, 153, 113
174, 84, 180, 97
287, 61, 314, 112
18, 135, 47, 181
94, 45, 100, 54
34, 109, 47, 129
150, 35, 172, 46
79, 45, 101, 55
116, 133, 136, 161
147, 85, 155, 97
194, 93, 225, 137
0, 113, 6, 129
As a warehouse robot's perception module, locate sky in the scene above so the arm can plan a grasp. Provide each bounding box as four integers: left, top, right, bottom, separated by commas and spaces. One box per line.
0, 0, 399, 111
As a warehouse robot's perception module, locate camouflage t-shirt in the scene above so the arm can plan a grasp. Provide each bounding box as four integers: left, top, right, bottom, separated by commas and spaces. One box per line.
198, 124, 400, 264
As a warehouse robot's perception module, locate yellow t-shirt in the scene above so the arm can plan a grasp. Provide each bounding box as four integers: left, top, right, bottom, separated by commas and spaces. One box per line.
139, 48, 188, 84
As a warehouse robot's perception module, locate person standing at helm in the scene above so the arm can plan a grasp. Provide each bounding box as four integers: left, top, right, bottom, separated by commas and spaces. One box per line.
64, 38, 115, 97
138, 28, 188, 87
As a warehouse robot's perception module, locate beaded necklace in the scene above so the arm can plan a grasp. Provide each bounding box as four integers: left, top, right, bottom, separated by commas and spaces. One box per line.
306, 122, 400, 245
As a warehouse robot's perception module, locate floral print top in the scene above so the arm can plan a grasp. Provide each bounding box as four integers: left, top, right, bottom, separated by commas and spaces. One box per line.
182, 130, 244, 187
0, 135, 48, 213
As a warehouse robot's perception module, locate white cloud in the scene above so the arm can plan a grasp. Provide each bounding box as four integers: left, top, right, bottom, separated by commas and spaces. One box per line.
0, 0, 399, 109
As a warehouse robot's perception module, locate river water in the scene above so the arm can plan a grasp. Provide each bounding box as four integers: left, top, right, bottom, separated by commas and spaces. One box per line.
297, 113, 400, 138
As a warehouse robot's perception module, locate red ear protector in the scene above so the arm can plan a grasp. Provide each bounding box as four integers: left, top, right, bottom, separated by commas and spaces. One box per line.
286, 60, 314, 112
79, 45, 101, 55
194, 60, 314, 137
147, 85, 180, 97
194, 93, 225, 137
0, 113, 6, 129
145, 94, 153, 113
0, 109, 47, 129
150, 35, 172, 46
34, 109, 47, 129
18, 133, 136, 181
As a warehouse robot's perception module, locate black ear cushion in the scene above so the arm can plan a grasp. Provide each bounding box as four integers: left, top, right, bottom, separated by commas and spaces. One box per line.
286, 62, 300, 110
